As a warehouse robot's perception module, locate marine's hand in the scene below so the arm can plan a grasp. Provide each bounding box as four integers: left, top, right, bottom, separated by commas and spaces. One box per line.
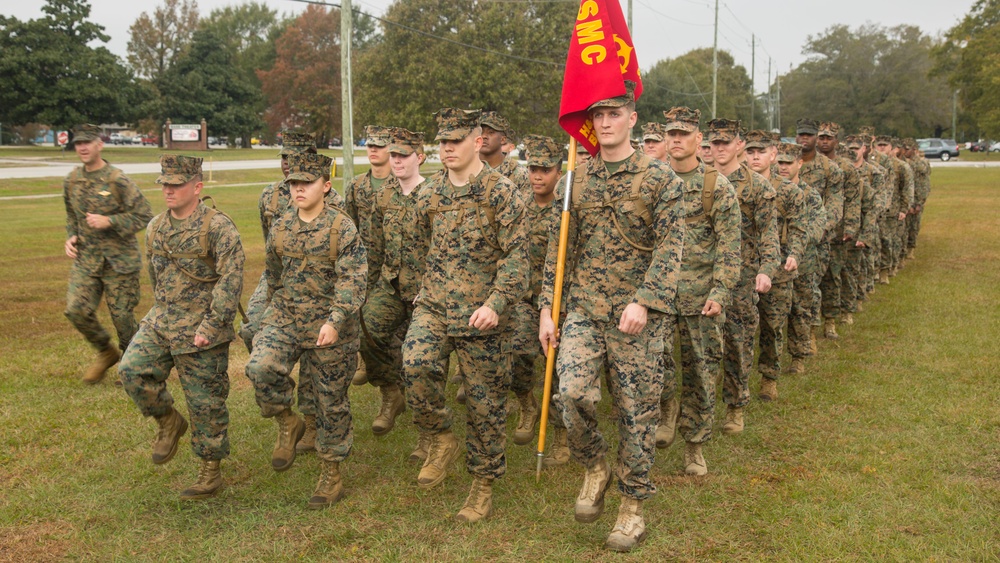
317, 323, 339, 346
539, 309, 559, 352
702, 300, 722, 317
755, 273, 772, 294
897, 212, 906, 221
618, 303, 647, 335
855, 240, 867, 248
784, 256, 798, 272
85, 213, 111, 230
469, 306, 499, 331
65, 235, 79, 259
194, 335, 210, 347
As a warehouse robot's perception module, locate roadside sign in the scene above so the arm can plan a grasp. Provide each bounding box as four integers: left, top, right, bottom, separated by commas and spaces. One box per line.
57, 131, 69, 146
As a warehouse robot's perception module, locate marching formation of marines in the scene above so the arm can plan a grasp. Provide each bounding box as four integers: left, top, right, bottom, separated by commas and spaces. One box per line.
61, 97, 930, 551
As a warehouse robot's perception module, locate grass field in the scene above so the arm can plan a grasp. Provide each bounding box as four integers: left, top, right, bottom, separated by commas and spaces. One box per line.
1, 166, 998, 561
0, 146, 346, 164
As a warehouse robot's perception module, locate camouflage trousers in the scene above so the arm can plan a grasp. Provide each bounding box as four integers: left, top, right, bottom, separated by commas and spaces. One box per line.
906, 210, 923, 251
360, 279, 414, 389
722, 277, 759, 409
65, 261, 140, 353
821, 242, 847, 319
757, 281, 793, 380
662, 312, 724, 444
119, 326, 230, 460
557, 312, 669, 500
879, 216, 903, 271
511, 300, 542, 397
787, 271, 819, 359
239, 273, 316, 416
245, 324, 356, 463
861, 234, 880, 298
841, 247, 865, 313
402, 306, 511, 480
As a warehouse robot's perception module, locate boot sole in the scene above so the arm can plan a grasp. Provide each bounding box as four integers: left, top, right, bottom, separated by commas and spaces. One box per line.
605, 530, 647, 552
180, 484, 223, 500
272, 419, 306, 472
417, 443, 461, 489
455, 505, 492, 523
307, 489, 345, 510
371, 405, 405, 436
152, 416, 189, 465
574, 472, 612, 523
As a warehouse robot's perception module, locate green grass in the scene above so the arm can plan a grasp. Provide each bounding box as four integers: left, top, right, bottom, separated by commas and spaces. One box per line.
0, 145, 346, 164
1, 167, 998, 560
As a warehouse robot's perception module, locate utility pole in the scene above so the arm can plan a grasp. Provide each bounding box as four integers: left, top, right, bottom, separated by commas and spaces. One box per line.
952, 89, 958, 140
712, 0, 718, 118
750, 34, 755, 130
341, 0, 355, 181
776, 72, 782, 134
628, 0, 632, 33
766, 57, 772, 130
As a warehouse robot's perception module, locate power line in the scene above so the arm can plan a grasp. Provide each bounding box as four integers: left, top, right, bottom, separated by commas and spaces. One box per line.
634, 0, 714, 27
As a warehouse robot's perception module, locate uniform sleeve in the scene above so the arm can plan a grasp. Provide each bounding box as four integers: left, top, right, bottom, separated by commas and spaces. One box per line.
755, 177, 782, 279
327, 218, 368, 331
840, 164, 862, 240
145, 217, 158, 291
901, 162, 915, 212
538, 178, 568, 311
809, 188, 828, 246
824, 160, 845, 238
483, 185, 529, 316
707, 177, 741, 308
64, 178, 79, 239
633, 172, 685, 312
107, 174, 153, 238
195, 216, 246, 343
258, 184, 273, 241
785, 185, 808, 262
364, 191, 385, 294
344, 176, 361, 226
858, 175, 879, 246
263, 223, 283, 302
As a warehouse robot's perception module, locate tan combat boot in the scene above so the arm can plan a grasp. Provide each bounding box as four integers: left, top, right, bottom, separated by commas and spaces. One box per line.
455, 477, 493, 523
296, 415, 317, 453
824, 318, 839, 339
271, 408, 305, 472
543, 426, 570, 468
605, 497, 647, 552
372, 384, 406, 436
759, 378, 778, 402
842, 312, 854, 326
684, 441, 707, 476
180, 459, 223, 500
574, 457, 612, 523
82, 347, 120, 384
784, 357, 805, 375
856, 301, 864, 312
890, 266, 898, 277
307, 460, 344, 509
408, 430, 432, 463
417, 429, 460, 489
151, 407, 188, 465
879, 269, 890, 284
655, 397, 680, 449
809, 332, 819, 355
906, 248, 915, 260
351, 352, 368, 386
512, 392, 540, 445
722, 406, 744, 435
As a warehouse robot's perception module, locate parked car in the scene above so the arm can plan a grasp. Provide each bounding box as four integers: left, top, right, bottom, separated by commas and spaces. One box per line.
109, 133, 127, 145
969, 141, 990, 152
990, 141, 1000, 153
141, 135, 159, 146
917, 138, 960, 161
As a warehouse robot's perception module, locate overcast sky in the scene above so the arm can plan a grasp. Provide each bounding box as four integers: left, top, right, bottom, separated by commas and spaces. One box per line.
4, 0, 977, 92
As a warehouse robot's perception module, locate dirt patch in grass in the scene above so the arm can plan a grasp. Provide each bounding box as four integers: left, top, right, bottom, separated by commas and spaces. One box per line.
0, 521, 73, 563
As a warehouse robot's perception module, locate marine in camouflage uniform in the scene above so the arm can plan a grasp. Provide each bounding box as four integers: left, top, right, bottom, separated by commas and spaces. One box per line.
777, 144, 827, 374
874, 136, 913, 282
709, 119, 780, 434
890, 138, 915, 275
840, 135, 882, 320
904, 139, 931, 259
657, 107, 740, 476
863, 127, 894, 293
245, 153, 367, 508
63, 124, 153, 383
240, 132, 343, 453
816, 122, 861, 338
120, 155, 245, 500
744, 131, 806, 401
538, 83, 685, 550
360, 128, 433, 441
641, 122, 668, 162
402, 108, 528, 523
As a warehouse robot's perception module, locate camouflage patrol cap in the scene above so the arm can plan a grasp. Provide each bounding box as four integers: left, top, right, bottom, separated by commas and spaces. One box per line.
903, 138, 917, 150
875, 135, 894, 146
588, 80, 637, 111
776, 143, 803, 163
479, 111, 511, 136
891, 137, 902, 147
156, 155, 203, 185
663, 106, 701, 132
523, 134, 565, 168
285, 152, 333, 182
389, 128, 425, 156
577, 141, 590, 154
641, 122, 665, 142
796, 118, 820, 135
768, 132, 781, 144
434, 108, 481, 141
843, 135, 863, 148
744, 129, 773, 150
858, 125, 876, 140
818, 122, 841, 138
279, 131, 316, 156
836, 144, 850, 158
700, 137, 711, 148
71, 124, 102, 144
365, 125, 392, 147
706, 118, 742, 142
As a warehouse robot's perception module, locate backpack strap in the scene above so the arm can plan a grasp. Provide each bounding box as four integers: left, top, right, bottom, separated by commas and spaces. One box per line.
475, 173, 502, 251
328, 212, 345, 263
264, 182, 282, 220
684, 165, 718, 224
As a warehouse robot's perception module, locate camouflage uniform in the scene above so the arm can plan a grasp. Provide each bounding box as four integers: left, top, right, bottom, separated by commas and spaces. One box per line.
660, 108, 740, 445
63, 124, 153, 354
540, 148, 686, 500
753, 139, 806, 383
480, 113, 531, 197
817, 123, 861, 323
120, 155, 245, 461
841, 136, 882, 313
345, 126, 393, 242
905, 142, 931, 253
245, 153, 367, 464
876, 137, 914, 274
361, 130, 433, 390
714, 121, 780, 410
403, 109, 529, 481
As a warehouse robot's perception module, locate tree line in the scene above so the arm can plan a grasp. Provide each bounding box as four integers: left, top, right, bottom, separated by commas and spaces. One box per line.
1, 0, 998, 146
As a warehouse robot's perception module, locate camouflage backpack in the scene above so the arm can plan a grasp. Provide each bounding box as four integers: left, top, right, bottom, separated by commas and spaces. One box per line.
271, 207, 347, 265
425, 170, 504, 251
570, 154, 660, 252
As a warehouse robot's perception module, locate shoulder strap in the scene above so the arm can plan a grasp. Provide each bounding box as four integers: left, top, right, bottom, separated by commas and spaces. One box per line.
328, 212, 345, 263
107, 168, 122, 205
377, 185, 394, 211
703, 165, 718, 217
266, 183, 281, 218
481, 172, 501, 226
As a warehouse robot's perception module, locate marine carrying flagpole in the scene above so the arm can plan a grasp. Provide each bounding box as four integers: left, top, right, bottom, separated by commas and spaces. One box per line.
536, 136, 577, 481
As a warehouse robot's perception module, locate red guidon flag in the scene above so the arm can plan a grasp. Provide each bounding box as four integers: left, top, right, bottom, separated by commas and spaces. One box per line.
559, 0, 642, 156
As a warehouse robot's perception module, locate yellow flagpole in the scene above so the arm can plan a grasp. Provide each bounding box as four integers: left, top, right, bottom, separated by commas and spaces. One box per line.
536, 136, 578, 481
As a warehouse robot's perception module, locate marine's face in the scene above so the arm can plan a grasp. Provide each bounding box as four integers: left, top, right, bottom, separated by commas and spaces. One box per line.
746, 147, 770, 174
797, 133, 817, 151
666, 129, 700, 161
73, 139, 103, 166
367, 144, 389, 166
390, 151, 421, 181
778, 159, 801, 179
699, 144, 714, 164
876, 142, 892, 155
479, 126, 505, 157
711, 137, 739, 167
643, 139, 667, 161
817, 135, 837, 154
590, 106, 637, 151
289, 177, 330, 212
528, 164, 560, 199
439, 131, 483, 171
162, 178, 202, 213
